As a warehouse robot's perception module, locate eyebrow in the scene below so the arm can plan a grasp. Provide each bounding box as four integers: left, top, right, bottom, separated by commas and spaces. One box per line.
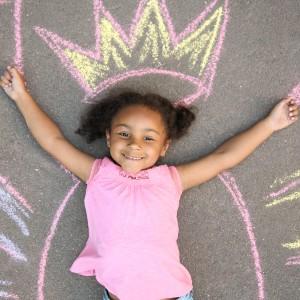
114, 124, 161, 135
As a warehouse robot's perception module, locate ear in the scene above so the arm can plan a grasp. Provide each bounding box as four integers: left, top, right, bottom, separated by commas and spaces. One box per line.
160, 139, 171, 157
105, 129, 110, 148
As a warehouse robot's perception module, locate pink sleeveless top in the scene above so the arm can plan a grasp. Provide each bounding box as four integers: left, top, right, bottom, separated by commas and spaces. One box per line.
70, 157, 193, 300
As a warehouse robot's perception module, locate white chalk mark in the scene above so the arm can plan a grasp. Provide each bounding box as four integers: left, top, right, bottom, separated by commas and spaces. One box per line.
0, 234, 27, 262
0, 187, 30, 236
0, 291, 19, 299
0, 281, 12, 286
0, 187, 29, 217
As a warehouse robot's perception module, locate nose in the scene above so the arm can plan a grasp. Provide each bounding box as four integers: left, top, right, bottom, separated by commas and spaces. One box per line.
127, 137, 142, 149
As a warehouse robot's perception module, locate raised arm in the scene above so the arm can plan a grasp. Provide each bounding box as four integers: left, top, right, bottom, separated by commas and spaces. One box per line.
0, 66, 95, 183
177, 97, 299, 191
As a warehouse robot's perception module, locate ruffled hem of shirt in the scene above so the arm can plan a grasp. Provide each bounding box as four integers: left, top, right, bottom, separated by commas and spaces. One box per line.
70, 263, 193, 300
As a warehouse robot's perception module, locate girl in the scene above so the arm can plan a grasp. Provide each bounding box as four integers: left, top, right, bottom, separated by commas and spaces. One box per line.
0, 66, 299, 300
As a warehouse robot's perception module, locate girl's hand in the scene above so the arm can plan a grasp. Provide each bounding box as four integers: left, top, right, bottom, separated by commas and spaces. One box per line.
266, 97, 299, 132
0, 66, 28, 102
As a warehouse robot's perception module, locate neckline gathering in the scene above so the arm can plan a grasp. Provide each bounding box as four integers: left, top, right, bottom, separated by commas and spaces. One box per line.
106, 156, 163, 180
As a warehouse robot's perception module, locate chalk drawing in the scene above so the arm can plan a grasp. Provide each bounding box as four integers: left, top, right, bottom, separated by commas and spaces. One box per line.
30, 1, 267, 299
265, 169, 300, 207
0, 234, 27, 262
0, 291, 19, 299
268, 178, 300, 198
0, 186, 31, 236
10, 0, 299, 298
264, 166, 300, 267
266, 191, 300, 208
270, 169, 300, 189
0, 281, 12, 286
282, 240, 300, 250
37, 179, 81, 300
0, 176, 33, 213
219, 172, 264, 300
282, 241, 300, 266
0, 176, 30, 297
0, 176, 31, 263
286, 255, 300, 266
282, 240, 300, 249
0, 0, 11, 5
288, 82, 300, 106
0, 281, 19, 299
34, 0, 229, 104
13, 0, 23, 72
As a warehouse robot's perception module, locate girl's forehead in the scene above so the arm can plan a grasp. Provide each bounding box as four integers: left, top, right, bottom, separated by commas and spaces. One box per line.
113, 105, 164, 125
111, 105, 167, 135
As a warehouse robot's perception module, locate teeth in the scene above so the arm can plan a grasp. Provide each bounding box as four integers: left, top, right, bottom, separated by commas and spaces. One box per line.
123, 154, 143, 160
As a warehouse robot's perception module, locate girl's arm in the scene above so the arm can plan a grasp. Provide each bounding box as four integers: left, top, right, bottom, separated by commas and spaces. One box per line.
0, 66, 95, 183
177, 97, 299, 191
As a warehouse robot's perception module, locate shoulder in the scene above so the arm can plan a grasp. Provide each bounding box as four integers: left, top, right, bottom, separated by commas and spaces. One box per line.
86, 156, 111, 184
153, 164, 183, 196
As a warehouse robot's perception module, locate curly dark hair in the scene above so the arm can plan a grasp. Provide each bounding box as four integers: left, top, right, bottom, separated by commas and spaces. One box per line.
75, 91, 196, 143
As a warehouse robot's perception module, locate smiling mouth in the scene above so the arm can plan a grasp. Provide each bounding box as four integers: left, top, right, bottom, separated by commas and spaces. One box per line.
122, 153, 144, 160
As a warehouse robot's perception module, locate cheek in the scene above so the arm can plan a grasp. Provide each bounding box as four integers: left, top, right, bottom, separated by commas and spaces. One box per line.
110, 139, 125, 150
146, 144, 163, 155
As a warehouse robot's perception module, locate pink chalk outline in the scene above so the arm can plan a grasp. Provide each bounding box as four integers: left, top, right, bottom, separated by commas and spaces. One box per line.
0, 176, 33, 213
13, 0, 265, 298
288, 83, 300, 106
34, 0, 229, 105
286, 255, 300, 266
37, 179, 81, 300
267, 178, 300, 199
219, 172, 265, 300
0, 0, 11, 5
13, 0, 23, 72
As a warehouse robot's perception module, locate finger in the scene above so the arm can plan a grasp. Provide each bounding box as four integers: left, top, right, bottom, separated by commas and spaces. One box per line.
291, 116, 298, 122
0, 75, 11, 86
4, 70, 12, 81
0, 79, 12, 91
8, 66, 26, 86
288, 103, 298, 111
287, 97, 296, 105
6, 66, 18, 80
7, 65, 22, 78
282, 96, 292, 103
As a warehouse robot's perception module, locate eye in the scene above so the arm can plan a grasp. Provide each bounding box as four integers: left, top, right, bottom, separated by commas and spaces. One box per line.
144, 136, 154, 141
118, 132, 129, 138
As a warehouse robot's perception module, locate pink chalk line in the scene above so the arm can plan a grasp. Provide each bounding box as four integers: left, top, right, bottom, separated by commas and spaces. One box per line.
59, 164, 80, 182
286, 255, 300, 266
37, 180, 81, 300
219, 171, 265, 300
82, 68, 207, 103
13, 0, 23, 72
34, 0, 229, 104
288, 83, 300, 106
267, 178, 300, 199
0, 0, 11, 4
0, 176, 33, 213
0, 291, 19, 299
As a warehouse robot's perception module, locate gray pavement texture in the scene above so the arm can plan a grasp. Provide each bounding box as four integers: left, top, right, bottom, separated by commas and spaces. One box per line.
0, 1, 300, 299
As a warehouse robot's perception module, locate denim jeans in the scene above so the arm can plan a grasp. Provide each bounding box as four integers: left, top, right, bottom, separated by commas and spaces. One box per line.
102, 288, 194, 300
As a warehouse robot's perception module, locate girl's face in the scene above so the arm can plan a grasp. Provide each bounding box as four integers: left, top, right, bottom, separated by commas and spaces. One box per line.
106, 105, 170, 174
